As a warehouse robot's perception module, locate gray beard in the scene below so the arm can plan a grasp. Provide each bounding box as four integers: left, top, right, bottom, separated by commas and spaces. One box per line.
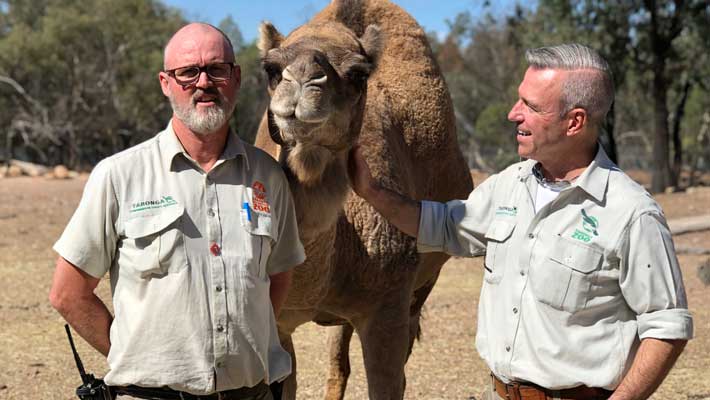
170, 94, 236, 135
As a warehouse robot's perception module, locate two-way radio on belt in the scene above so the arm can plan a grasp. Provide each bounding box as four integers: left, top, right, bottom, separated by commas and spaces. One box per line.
65, 324, 114, 400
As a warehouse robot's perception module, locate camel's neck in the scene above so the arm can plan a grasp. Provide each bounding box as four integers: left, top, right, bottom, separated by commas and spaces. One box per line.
282, 148, 350, 240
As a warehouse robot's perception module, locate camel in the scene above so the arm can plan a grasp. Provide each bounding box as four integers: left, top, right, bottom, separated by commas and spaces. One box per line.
254, 1, 473, 398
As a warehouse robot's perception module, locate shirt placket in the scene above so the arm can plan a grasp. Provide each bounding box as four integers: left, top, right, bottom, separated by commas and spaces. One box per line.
506, 174, 538, 377
205, 173, 228, 369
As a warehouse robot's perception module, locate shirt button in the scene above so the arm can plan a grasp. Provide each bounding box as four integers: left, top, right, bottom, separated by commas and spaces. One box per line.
216, 285, 223, 292
210, 243, 221, 256
216, 362, 223, 368
520, 270, 525, 276
207, 208, 215, 217
206, 177, 213, 185
505, 346, 511, 352
513, 307, 518, 314
216, 325, 224, 332
528, 233, 534, 239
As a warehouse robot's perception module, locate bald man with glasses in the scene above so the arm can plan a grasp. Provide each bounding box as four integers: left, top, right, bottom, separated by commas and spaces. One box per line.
49, 23, 305, 400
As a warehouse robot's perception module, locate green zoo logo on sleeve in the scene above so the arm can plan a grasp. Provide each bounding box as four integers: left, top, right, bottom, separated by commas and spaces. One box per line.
130, 196, 178, 213
572, 209, 599, 243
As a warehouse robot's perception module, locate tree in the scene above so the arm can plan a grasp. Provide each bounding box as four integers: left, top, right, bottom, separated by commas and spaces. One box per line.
437, 10, 527, 171
218, 14, 245, 54
231, 41, 270, 145
576, 0, 709, 192
0, 0, 185, 168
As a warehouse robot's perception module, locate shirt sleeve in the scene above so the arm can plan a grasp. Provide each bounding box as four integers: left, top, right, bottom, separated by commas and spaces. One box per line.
265, 175, 306, 276
417, 173, 498, 256
53, 160, 119, 278
619, 211, 693, 340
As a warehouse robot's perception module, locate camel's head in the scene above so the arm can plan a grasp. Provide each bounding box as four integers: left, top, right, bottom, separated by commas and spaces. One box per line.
258, 19, 382, 186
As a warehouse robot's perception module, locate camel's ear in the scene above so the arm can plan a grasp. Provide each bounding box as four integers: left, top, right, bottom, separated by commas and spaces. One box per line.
360, 25, 383, 67
258, 21, 284, 58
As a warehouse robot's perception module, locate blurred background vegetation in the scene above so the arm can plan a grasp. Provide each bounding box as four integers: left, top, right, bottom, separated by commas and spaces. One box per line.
0, 0, 708, 193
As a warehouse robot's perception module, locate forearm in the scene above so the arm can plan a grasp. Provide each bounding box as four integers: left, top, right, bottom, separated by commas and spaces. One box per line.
58, 295, 113, 357
49, 257, 112, 357
362, 183, 421, 238
348, 146, 421, 238
269, 269, 293, 316
610, 338, 687, 400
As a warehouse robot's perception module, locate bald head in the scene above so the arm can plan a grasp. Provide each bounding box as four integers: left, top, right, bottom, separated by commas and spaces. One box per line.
164, 23, 235, 70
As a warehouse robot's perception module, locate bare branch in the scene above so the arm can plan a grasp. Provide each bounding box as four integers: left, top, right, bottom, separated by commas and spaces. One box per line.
454, 107, 494, 173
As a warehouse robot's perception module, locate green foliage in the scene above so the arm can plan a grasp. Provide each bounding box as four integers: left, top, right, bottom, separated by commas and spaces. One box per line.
474, 103, 519, 170
436, 9, 526, 171
0, 0, 185, 167
2, 0, 708, 179
231, 42, 269, 145
433, 0, 710, 184
218, 14, 245, 53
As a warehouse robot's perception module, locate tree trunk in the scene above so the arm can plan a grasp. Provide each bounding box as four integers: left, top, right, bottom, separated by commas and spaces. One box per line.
671, 79, 691, 187
650, 64, 674, 193
601, 101, 618, 164
647, 0, 677, 193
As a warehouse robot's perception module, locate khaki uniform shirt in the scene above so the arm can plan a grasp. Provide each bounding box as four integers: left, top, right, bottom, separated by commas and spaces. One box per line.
417, 148, 693, 390
54, 123, 305, 395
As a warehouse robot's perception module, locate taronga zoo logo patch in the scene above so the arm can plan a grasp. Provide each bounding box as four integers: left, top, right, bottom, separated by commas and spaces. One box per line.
130, 196, 178, 213
572, 209, 599, 243
251, 181, 271, 213
495, 206, 518, 217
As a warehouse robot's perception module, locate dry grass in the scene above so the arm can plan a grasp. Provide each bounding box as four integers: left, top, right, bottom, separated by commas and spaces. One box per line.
0, 176, 708, 399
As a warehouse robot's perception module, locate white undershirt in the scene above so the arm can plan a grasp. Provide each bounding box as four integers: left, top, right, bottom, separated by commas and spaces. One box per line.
534, 180, 562, 213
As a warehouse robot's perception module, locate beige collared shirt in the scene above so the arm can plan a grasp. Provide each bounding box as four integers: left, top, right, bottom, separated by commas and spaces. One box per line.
418, 147, 693, 390
54, 123, 305, 395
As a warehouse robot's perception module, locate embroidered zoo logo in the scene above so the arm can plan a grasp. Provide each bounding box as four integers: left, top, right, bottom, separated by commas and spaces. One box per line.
571, 209, 599, 243
495, 206, 517, 217
251, 181, 270, 213
130, 195, 178, 213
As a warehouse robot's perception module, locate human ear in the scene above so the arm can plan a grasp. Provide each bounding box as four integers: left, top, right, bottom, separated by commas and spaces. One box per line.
158, 71, 171, 97
566, 108, 587, 137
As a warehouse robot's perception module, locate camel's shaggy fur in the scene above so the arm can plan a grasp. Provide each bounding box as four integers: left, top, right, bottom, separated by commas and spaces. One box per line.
255, 1, 473, 399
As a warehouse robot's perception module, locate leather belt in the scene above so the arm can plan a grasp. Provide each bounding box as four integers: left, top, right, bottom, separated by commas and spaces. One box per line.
112, 382, 269, 400
492, 373, 612, 400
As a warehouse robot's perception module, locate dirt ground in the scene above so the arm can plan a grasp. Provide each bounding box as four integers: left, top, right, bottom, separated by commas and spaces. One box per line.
0, 174, 708, 400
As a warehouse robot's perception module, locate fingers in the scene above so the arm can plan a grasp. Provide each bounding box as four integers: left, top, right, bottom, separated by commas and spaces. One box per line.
347, 145, 370, 196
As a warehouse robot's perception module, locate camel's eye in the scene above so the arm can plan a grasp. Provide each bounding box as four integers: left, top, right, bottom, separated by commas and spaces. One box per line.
263, 62, 283, 88
340, 53, 372, 84
344, 62, 371, 83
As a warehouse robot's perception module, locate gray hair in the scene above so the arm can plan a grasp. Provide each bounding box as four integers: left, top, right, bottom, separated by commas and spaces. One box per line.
525, 44, 614, 125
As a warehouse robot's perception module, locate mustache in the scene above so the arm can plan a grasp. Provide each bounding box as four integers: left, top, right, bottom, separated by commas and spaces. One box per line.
191, 88, 222, 105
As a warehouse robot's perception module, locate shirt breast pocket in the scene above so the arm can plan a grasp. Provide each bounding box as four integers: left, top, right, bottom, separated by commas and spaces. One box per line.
240, 210, 275, 279
531, 236, 603, 313
483, 219, 516, 284
120, 206, 187, 278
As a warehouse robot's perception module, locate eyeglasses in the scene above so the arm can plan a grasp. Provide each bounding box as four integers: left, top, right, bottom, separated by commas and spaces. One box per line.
164, 62, 235, 86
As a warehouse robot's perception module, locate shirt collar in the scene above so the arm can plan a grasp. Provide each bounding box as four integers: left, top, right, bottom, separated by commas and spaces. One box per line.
574, 144, 616, 203
515, 144, 616, 203
159, 120, 249, 171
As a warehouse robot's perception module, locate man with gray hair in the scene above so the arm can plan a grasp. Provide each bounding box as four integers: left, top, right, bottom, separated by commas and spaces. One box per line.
348, 43, 692, 399
49, 22, 305, 399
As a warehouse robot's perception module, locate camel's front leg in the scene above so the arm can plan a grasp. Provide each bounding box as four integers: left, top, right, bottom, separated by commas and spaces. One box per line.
277, 309, 317, 400
356, 299, 411, 400
324, 324, 355, 400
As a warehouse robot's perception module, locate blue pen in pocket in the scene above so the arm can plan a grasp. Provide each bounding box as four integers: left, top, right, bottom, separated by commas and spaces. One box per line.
242, 202, 252, 222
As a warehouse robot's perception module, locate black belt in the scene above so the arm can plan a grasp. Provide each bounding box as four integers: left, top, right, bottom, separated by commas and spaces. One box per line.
112, 382, 270, 400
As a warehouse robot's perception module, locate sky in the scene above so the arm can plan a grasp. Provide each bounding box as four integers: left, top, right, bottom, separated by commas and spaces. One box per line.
161, 0, 521, 44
